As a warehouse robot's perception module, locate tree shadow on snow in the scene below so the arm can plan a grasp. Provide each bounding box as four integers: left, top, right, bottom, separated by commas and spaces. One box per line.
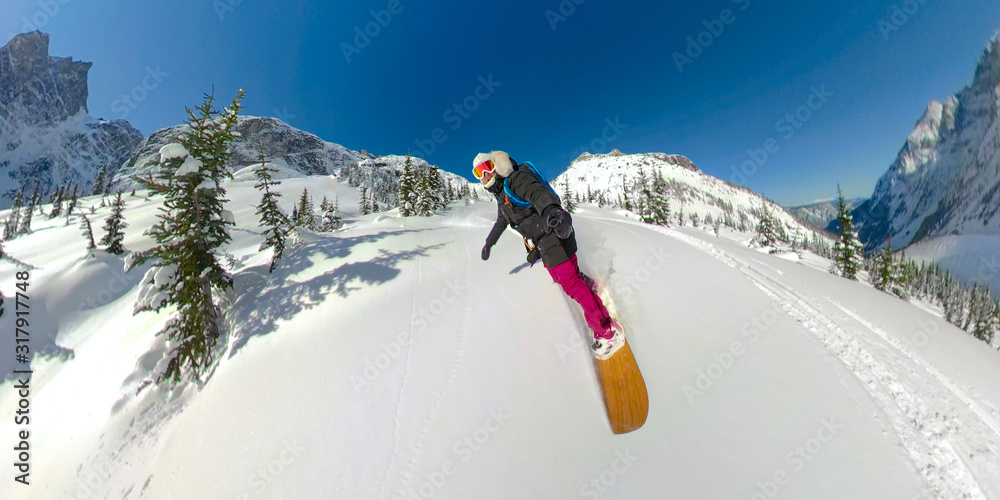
224, 229, 445, 359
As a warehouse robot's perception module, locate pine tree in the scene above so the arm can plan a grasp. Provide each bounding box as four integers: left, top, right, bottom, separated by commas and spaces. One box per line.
93, 166, 108, 196
359, 186, 371, 215
79, 213, 97, 256
319, 195, 343, 232
126, 88, 245, 384
49, 186, 64, 218
17, 190, 36, 235
426, 165, 446, 211
3, 190, 22, 240
398, 151, 417, 216
253, 151, 289, 273
831, 186, 865, 280
100, 191, 128, 255
65, 185, 79, 217
691, 212, 701, 228
752, 203, 780, 251
295, 188, 316, 228
562, 177, 577, 213
416, 167, 435, 216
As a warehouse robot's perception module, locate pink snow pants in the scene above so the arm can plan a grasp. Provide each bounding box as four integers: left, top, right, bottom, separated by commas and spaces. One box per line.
546, 255, 612, 337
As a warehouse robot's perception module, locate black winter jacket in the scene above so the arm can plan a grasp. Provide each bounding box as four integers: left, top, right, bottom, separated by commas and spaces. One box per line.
484, 161, 577, 268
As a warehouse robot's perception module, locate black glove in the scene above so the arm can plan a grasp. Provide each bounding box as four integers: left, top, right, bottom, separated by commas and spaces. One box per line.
543, 206, 573, 239
481, 243, 492, 261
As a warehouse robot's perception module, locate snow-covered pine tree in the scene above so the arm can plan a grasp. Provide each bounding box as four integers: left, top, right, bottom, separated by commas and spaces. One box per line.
49, 186, 64, 218
295, 188, 316, 229
318, 195, 342, 232
253, 151, 289, 273
359, 186, 371, 215
752, 203, 780, 252
416, 167, 435, 217
426, 165, 446, 211
93, 166, 107, 196
100, 191, 128, 255
562, 177, 576, 213
126, 88, 245, 384
677, 203, 685, 226
3, 190, 22, 240
831, 186, 865, 280
713, 216, 722, 237
398, 151, 417, 216
18, 193, 35, 235
79, 213, 97, 256
691, 212, 700, 228
65, 186, 79, 217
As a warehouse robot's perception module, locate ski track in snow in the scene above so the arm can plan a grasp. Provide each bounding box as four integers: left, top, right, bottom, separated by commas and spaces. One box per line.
395, 230, 473, 498
588, 216, 999, 499
377, 232, 423, 500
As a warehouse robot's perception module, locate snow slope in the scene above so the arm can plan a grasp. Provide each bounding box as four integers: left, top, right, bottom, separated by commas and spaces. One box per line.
1, 178, 1000, 499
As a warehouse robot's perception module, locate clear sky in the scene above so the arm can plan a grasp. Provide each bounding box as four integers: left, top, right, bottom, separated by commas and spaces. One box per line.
2, 0, 999, 206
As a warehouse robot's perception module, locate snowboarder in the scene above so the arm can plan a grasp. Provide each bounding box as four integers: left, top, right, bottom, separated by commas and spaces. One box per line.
473, 151, 623, 358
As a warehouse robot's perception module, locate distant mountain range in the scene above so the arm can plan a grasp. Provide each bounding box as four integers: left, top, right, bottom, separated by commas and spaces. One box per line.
787, 198, 866, 234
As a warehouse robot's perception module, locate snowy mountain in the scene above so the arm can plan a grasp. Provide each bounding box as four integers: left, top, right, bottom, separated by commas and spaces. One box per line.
111, 116, 374, 191
0, 32, 143, 206
788, 197, 866, 233
338, 153, 471, 207
111, 116, 470, 208
2, 176, 1000, 499
854, 34, 1000, 252
554, 150, 830, 243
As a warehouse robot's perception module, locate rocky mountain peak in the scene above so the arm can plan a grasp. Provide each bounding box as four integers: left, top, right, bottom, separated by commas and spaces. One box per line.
0, 31, 92, 128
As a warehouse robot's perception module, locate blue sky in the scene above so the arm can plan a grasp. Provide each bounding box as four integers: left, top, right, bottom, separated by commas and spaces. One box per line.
2, 0, 999, 206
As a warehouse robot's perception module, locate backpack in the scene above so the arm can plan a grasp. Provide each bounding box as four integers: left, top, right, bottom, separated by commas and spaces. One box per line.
503, 161, 561, 209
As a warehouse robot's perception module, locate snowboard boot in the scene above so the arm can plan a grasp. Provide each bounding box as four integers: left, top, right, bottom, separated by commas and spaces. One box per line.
591, 319, 625, 360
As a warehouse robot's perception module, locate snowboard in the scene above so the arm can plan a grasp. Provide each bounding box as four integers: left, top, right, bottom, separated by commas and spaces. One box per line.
594, 337, 648, 434
588, 279, 649, 434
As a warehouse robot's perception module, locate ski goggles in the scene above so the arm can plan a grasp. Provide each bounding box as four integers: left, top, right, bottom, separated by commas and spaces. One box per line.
473, 160, 496, 180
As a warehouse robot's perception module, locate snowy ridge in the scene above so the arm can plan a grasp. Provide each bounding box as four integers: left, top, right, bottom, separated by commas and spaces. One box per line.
554, 151, 832, 242
111, 116, 373, 191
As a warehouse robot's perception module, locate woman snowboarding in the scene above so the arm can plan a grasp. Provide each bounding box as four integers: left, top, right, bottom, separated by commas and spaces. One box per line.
473, 151, 623, 358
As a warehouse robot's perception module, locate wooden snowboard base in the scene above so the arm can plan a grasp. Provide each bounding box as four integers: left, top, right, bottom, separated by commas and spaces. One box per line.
594, 337, 648, 434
